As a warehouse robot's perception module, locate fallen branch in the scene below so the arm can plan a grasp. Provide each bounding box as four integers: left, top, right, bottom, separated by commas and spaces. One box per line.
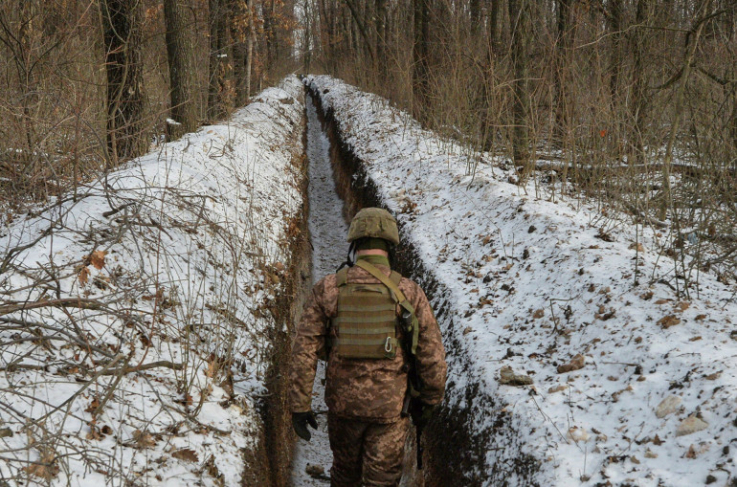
0, 298, 103, 317
97, 361, 183, 375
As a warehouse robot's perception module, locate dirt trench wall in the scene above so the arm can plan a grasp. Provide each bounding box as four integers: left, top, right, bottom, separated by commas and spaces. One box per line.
243, 102, 312, 487
306, 84, 542, 487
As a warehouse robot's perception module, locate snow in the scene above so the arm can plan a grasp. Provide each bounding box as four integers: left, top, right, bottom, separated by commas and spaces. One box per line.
0, 76, 305, 486
306, 75, 737, 487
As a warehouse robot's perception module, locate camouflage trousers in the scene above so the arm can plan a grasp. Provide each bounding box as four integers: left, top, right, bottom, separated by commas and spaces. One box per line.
328, 414, 410, 487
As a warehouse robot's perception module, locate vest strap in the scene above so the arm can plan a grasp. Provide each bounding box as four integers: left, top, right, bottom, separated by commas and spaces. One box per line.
354, 260, 419, 356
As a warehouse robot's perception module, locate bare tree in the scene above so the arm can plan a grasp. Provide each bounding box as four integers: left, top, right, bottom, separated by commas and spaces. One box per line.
101, 0, 147, 164
164, 0, 198, 139
208, 0, 228, 120
509, 0, 532, 178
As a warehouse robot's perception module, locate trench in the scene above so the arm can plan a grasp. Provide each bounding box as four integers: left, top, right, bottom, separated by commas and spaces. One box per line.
290, 93, 348, 486
295, 84, 543, 486
290, 90, 431, 486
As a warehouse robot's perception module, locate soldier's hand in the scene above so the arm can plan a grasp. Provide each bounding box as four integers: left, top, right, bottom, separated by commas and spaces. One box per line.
292, 411, 318, 441
410, 401, 436, 429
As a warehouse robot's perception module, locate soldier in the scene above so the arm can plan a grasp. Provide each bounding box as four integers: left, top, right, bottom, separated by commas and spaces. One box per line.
290, 207, 447, 487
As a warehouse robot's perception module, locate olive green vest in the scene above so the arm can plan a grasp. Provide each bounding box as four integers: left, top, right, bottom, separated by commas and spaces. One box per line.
332, 265, 402, 359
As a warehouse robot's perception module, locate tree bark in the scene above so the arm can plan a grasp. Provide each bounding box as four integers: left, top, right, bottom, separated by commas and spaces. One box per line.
101, 0, 147, 164
246, 0, 254, 101
607, 0, 623, 104
509, 0, 532, 178
630, 0, 650, 165
208, 0, 227, 120
229, 0, 249, 107
164, 0, 197, 139
554, 0, 575, 143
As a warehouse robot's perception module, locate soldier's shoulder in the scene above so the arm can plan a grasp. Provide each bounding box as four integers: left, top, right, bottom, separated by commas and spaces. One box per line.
313, 273, 338, 293
398, 275, 427, 299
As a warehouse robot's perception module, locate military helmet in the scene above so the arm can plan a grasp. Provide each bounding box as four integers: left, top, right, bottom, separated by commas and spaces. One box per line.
347, 207, 399, 245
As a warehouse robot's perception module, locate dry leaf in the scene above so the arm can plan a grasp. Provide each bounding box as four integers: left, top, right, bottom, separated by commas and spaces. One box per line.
86, 424, 103, 441
133, 429, 157, 449
657, 315, 681, 329
24, 460, 59, 481
557, 354, 585, 374
172, 448, 199, 462
85, 397, 100, 413
499, 365, 533, 386
90, 250, 107, 270
78, 267, 90, 286
206, 357, 218, 378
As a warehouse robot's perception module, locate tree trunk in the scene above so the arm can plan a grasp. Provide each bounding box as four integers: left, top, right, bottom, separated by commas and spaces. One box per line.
630, 0, 650, 166
101, 0, 147, 164
607, 0, 623, 104
246, 0, 254, 101
470, 0, 482, 36
262, 0, 276, 74
229, 0, 248, 107
509, 0, 532, 178
554, 0, 575, 144
208, 0, 227, 120
412, 0, 430, 123
164, 0, 197, 139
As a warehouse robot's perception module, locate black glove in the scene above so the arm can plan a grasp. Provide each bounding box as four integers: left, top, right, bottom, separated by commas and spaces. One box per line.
292, 411, 318, 441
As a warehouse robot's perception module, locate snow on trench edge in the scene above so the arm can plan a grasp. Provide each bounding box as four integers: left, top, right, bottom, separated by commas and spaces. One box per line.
0, 76, 304, 486
307, 75, 737, 487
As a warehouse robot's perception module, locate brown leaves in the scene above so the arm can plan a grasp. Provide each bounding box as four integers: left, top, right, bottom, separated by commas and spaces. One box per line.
172, 448, 199, 462
78, 250, 107, 286
85, 397, 100, 414
78, 267, 90, 286
132, 429, 157, 449
557, 354, 585, 374
90, 250, 107, 270
498, 365, 533, 386
86, 422, 112, 441
657, 315, 681, 329
24, 456, 59, 481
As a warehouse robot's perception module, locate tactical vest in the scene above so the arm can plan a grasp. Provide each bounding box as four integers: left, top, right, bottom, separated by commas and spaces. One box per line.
332, 266, 403, 359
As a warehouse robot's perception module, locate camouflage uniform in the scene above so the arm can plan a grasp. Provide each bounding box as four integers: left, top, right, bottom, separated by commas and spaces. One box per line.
291, 257, 447, 486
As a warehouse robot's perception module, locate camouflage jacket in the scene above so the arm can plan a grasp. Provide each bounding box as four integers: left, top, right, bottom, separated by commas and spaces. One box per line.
290, 259, 447, 423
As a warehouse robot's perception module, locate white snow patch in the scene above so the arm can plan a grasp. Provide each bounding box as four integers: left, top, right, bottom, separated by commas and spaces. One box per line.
0, 76, 305, 486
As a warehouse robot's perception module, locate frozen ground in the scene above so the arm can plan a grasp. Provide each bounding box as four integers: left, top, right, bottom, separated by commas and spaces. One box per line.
307, 75, 737, 487
290, 94, 347, 486
0, 77, 304, 486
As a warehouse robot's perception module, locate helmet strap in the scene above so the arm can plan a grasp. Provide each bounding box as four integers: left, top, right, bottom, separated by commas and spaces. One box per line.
336, 241, 357, 272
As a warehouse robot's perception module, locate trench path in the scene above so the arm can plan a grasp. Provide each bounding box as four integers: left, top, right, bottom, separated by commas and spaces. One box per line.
290, 95, 346, 485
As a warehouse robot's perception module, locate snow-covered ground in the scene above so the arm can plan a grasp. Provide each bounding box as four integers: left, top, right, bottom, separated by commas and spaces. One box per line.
290, 93, 344, 486
0, 77, 305, 486
306, 75, 737, 487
